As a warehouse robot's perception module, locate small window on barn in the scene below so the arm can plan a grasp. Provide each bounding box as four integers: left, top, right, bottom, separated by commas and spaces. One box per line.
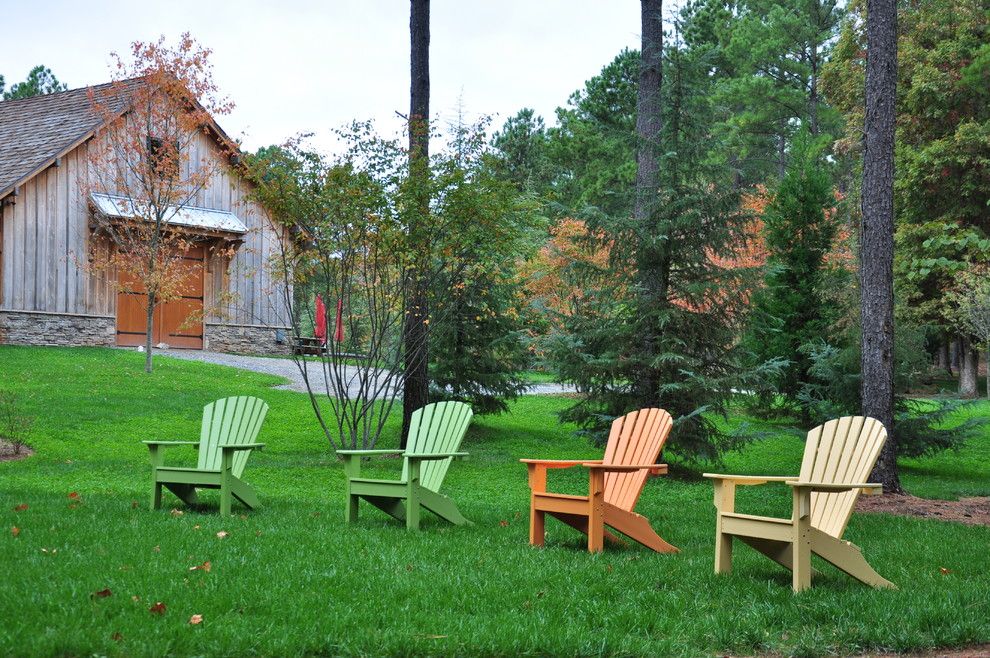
145, 135, 180, 174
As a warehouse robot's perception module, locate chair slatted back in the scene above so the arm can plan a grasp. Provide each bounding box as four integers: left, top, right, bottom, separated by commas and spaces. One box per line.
798, 416, 887, 538
401, 401, 473, 492
198, 396, 269, 477
602, 408, 674, 511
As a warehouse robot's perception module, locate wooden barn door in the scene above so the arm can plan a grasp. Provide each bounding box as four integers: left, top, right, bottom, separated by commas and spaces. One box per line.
116, 246, 205, 349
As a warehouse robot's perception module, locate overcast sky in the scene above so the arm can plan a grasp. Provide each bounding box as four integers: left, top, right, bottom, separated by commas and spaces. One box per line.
3, 1, 642, 152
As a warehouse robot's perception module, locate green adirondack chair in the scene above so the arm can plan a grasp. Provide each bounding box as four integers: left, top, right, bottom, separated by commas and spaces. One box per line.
144, 396, 269, 516
340, 401, 473, 530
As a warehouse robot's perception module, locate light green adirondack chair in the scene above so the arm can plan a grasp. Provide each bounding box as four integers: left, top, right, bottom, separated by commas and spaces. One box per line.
144, 396, 269, 516
340, 401, 473, 530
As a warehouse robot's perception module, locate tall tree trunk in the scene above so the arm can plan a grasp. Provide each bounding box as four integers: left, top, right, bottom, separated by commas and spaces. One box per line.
958, 336, 978, 398
402, 0, 431, 447
860, 0, 900, 493
950, 336, 960, 374
632, 0, 664, 405
936, 339, 949, 372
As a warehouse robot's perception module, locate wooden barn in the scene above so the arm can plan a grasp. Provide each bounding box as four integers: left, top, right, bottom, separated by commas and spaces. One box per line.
0, 80, 290, 353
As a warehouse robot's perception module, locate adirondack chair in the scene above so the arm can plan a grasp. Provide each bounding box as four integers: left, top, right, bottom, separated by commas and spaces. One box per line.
521, 407, 678, 553
339, 401, 473, 531
144, 396, 269, 516
704, 416, 896, 593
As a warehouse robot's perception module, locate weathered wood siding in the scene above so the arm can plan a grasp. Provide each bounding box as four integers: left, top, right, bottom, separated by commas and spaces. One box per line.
0, 142, 115, 316
0, 129, 288, 329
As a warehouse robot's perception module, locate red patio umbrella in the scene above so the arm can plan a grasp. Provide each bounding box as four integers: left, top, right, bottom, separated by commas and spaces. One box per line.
314, 294, 327, 345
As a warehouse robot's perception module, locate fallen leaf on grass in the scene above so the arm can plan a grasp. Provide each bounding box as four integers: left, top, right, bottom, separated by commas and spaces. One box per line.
255, 530, 262, 537
239, 514, 248, 520
131, 595, 141, 602
170, 509, 184, 517
68, 504, 79, 510
498, 520, 509, 527
111, 632, 123, 642
189, 614, 203, 625
216, 531, 229, 539
131, 501, 138, 509
193, 524, 201, 530
11, 526, 20, 537
40, 547, 57, 554
152, 545, 160, 553
13, 504, 28, 512
940, 567, 952, 575
91, 588, 112, 599
149, 601, 167, 615
189, 561, 211, 573
68, 492, 80, 500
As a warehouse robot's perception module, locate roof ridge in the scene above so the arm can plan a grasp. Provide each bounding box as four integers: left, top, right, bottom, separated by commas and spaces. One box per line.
0, 76, 147, 105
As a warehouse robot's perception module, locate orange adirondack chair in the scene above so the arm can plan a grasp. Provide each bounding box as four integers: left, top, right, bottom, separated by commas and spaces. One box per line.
521, 408, 678, 553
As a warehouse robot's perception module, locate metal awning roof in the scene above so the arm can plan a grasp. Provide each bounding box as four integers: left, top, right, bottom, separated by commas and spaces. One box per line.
90, 193, 248, 235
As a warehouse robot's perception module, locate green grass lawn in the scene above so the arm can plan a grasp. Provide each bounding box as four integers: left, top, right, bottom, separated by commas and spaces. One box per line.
1, 346, 988, 657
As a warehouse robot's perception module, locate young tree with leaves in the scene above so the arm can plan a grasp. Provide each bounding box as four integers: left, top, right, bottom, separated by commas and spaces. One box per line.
428, 122, 544, 413
86, 34, 234, 373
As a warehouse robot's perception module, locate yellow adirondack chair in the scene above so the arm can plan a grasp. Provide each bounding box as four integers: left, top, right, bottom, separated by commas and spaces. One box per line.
521, 407, 678, 553
704, 416, 896, 593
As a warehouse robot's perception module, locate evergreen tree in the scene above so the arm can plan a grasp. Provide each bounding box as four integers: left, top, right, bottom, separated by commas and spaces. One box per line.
744, 131, 843, 412
548, 29, 753, 461
428, 122, 544, 414
1, 65, 67, 100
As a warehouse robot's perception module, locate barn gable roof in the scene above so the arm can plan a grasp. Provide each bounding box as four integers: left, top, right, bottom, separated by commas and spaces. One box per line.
0, 77, 241, 200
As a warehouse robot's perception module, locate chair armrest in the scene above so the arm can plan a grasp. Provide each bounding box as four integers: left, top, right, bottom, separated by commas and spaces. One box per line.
143, 441, 199, 447
703, 473, 797, 485
337, 449, 405, 456
787, 481, 883, 495
406, 452, 468, 461
219, 443, 265, 451
585, 463, 668, 475
520, 458, 602, 470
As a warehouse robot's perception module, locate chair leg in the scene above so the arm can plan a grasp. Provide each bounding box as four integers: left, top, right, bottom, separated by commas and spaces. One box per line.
220, 481, 232, 517
715, 523, 733, 574
810, 528, 897, 589
530, 504, 545, 547
792, 527, 812, 593
406, 485, 421, 531
151, 481, 162, 510
345, 492, 359, 523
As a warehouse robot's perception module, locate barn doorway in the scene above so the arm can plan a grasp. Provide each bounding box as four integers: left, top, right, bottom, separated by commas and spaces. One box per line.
115, 245, 205, 349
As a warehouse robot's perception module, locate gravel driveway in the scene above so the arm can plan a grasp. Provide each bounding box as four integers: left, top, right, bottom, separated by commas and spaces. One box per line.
156, 349, 575, 398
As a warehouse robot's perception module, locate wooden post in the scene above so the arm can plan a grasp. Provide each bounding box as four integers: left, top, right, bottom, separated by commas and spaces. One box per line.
343, 456, 360, 523
587, 468, 605, 553
406, 459, 421, 531
714, 480, 735, 574
220, 448, 233, 517
527, 463, 546, 547
792, 486, 812, 593
149, 445, 163, 510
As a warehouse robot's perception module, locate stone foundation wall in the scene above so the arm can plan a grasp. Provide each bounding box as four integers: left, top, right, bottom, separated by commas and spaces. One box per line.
204, 323, 291, 355
0, 310, 115, 347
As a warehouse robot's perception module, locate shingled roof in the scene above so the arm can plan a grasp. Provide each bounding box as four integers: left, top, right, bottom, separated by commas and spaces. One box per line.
0, 79, 146, 199
0, 77, 244, 202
